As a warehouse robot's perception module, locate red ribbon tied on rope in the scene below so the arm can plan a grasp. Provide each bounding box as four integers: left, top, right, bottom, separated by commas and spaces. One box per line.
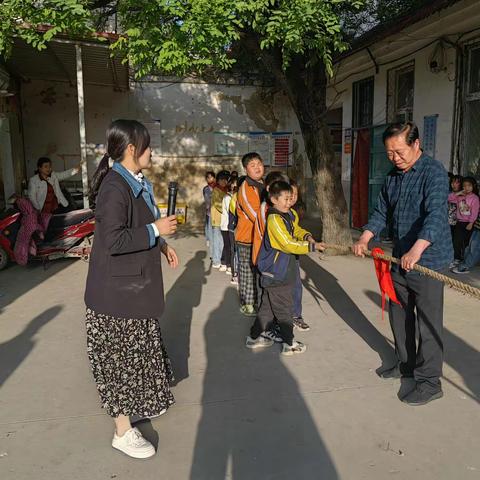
371, 247, 401, 319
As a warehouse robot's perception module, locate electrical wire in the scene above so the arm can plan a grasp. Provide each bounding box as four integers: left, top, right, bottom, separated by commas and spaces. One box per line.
332, 26, 480, 87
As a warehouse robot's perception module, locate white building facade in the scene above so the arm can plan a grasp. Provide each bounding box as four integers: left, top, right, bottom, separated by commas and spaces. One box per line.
326, 0, 480, 227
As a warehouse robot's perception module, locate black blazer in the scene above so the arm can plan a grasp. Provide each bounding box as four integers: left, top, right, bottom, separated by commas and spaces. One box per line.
84, 170, 165, 318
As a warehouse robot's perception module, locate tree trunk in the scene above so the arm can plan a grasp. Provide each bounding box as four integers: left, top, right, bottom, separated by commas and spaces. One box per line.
283, 58, 352, 246
301, 121, 352, 246
241, 38, 352, 245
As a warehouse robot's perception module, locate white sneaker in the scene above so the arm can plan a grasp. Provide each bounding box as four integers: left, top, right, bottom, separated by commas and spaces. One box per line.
226, 267, 232, 275
112, 427, 155, 459
281, 341, 307, 356
212, 263, 221, 269
219, 265, 227, 272
245, 335, 273, 349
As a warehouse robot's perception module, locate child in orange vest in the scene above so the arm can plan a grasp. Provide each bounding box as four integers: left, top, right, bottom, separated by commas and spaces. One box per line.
236, 153, 265, 316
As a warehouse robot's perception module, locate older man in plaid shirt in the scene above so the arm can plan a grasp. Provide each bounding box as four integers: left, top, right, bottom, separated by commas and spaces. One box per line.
353, 122, 453, 406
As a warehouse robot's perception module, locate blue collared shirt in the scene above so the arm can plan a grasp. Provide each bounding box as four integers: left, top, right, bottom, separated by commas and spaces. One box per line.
112, 162, 165, 248
364, 153, 453, 271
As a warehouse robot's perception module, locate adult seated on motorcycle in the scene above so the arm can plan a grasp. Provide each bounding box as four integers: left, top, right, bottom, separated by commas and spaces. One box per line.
28, 157, 83, 214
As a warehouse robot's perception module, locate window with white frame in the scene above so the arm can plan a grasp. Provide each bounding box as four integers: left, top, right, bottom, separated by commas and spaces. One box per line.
387, 62, 415, 123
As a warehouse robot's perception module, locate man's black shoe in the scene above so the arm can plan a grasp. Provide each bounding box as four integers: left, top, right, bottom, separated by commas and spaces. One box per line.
378, 365, 413, 379
401, 385, 443, 406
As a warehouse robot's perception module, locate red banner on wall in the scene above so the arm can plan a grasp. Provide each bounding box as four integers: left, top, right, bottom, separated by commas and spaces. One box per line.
272, 133, 292, 167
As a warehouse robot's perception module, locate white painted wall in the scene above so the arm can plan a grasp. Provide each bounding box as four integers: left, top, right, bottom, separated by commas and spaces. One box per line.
22, 80, 307, 172
327, 0, 480, 210
330, 44, 457, 179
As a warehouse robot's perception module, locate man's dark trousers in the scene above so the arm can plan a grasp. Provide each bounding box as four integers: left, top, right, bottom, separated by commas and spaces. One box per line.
389, 270, 444, 392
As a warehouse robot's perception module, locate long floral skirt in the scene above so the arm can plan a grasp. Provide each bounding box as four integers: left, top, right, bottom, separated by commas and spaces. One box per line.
86, 308, 175, 418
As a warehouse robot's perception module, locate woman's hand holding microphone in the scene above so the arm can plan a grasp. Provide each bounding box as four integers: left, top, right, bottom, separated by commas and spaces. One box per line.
154, 215, 178, 236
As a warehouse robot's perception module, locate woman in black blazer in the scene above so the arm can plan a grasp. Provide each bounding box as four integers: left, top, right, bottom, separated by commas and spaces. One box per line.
85, 120, 178, 459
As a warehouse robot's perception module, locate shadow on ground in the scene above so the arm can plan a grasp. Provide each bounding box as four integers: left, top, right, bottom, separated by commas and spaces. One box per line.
169, 224, 203, 241
364, 289, 480, 403
300, 256, 396, 370
0, 305, 63, 388
0, 259, 74, 314
190, 287, 338, 480
161, 250, 207, 386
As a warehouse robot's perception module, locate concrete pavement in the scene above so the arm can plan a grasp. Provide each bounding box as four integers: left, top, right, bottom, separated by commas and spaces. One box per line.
0, 232, 479, 480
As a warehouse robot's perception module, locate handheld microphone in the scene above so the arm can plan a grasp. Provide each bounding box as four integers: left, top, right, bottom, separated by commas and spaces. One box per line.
167, 182, 178, 217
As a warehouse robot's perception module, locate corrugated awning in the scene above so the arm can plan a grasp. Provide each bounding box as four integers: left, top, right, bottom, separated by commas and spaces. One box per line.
5, 37, 129, 91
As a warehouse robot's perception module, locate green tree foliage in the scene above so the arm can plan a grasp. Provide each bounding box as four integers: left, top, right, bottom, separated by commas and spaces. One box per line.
0, 1, 365, 76
0, 0, 96, 54
0, 0, 370, 241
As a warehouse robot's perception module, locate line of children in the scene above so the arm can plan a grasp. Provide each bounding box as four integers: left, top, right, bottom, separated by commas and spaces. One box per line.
246, 180, 324, 355
202, 169, 240, 275
201, 156, 266, 313
251, 172, 313, 332
202, 155, 319, 353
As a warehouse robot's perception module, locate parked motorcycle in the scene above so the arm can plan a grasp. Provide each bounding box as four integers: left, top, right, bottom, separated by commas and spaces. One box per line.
0, 202, 95, 271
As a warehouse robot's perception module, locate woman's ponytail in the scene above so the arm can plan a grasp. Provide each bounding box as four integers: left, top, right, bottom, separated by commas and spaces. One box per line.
89, 119, 151, 208
89, 153, 110, 208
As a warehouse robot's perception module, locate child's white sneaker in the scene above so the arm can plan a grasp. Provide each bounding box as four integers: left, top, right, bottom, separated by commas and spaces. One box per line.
281, 341, 307, 356
245, 336, 273, 349
112, 427, 155, 459
219, 265, 227, 272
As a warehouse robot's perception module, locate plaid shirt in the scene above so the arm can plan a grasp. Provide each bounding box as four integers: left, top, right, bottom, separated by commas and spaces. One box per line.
364, 153, 453, 271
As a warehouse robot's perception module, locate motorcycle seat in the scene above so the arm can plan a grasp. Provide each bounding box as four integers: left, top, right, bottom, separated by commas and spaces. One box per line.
49, 209, 94, 229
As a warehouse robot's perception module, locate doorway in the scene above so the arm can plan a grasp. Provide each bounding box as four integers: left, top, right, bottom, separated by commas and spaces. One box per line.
350, 125, 390, 228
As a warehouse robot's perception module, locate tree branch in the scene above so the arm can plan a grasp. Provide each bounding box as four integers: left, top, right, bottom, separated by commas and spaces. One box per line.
239, 31, 286, 90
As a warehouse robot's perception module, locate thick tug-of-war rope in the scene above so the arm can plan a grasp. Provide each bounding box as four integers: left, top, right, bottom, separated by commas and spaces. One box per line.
322, 244, 480, 301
